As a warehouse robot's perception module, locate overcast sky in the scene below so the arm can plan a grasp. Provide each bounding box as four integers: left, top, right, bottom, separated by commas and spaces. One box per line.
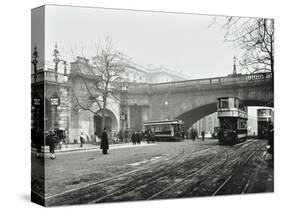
41, 5, 247, 79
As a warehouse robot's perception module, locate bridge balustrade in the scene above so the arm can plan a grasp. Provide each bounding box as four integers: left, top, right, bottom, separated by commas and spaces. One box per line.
45, 71, 68, 83
149, 72, 272, 91
32, 70, 69, 84
31, 71, 44, 84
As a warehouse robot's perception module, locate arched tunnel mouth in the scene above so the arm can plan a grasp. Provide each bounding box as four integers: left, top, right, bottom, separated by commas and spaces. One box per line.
176, 103, 217, 130
176, 100, 272, 130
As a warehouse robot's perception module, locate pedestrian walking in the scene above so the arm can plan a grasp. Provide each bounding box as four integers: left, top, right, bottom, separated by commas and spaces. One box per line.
191, 128, 196, 141
46, 130, 57, 159
146, 129, 152, 144
131, 132, 136, 145
117, 130, 123, 143
101, 128, 109, 154
201, 131, 205, 141
136, 130, 141, 144
80, 132, 86, 148
151, 130, 155, 143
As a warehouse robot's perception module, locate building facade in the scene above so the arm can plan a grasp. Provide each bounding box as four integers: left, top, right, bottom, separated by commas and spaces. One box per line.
32, 54, 186, 144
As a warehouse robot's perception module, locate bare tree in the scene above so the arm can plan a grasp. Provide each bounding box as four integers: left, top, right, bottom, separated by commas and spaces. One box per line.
71, 37, 129, 131
215, 17, 274, 78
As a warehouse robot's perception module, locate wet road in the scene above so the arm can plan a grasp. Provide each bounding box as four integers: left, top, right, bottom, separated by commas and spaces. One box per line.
31, 139, 273, 206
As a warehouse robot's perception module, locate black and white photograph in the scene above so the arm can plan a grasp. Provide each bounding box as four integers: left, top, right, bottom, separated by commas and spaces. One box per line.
30, 4, 275, 207
1, 0, 281, 212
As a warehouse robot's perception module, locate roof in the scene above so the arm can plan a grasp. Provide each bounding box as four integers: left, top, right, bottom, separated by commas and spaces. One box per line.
144, 119, 184, 125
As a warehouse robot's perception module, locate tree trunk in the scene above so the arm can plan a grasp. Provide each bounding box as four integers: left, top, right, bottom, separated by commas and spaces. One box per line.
101, 109, 105, 131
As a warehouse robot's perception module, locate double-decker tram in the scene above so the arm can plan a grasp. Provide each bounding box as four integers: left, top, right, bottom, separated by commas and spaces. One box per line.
257, 108, 274, 138
144, 119, 184, 141
217, 97, 248, 145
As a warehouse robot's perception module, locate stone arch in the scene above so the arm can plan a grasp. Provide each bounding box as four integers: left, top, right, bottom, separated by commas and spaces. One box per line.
94, 109, 118, 138
175, 99, 272, 130
176, 103, 217, 129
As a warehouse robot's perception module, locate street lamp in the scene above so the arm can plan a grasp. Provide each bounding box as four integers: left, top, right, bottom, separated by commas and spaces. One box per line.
32, 45, 38, 83
233, 56, 237, 75
51, 43, 66, 129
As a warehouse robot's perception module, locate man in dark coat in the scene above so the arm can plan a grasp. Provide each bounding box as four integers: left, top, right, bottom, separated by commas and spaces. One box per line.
146, 129, 152, 144
201, 131, 205, 141
131, 132, 136, 145
46, 130, 57, 159
101, 128, 109, 154
80, 132, 86, 148
136, 130, 141, 144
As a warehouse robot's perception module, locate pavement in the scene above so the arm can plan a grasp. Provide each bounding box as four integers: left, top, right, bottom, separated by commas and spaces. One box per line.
32, 142, 156, 154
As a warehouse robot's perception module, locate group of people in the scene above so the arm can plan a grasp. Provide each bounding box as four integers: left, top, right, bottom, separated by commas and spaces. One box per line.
32, 128, 60, 160
131, 129, 155, 145
131, 131, 142, 145
190, 128, 199, 141
32, 128, 110, 159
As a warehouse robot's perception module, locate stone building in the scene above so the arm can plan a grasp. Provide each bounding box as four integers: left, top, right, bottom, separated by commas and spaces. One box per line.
32, 54, 186, 144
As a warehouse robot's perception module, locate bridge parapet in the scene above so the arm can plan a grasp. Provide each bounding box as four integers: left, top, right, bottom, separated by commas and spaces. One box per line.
149, 72, 272, 92
32, 70, 68, 84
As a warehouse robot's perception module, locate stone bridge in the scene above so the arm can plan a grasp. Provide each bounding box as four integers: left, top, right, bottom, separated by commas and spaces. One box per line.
126, 72, 273, 129
32, 70, 273, 143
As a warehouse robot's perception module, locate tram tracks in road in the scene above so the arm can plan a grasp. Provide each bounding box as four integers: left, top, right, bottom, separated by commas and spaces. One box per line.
42, 140, 263, 205
146, 150, 239, 200
91, 149, 220, 203
145, 139, 264, 200
44, 145, 217, 206
43, 152, 182, 205
211, 143, 267, 196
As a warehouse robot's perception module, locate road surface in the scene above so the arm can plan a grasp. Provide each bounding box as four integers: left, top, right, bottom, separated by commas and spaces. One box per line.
31, 138, 273, 206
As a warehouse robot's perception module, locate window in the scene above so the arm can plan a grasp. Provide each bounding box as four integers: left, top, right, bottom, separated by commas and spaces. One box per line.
238, 120, 247, 129
220, 99, 229, 108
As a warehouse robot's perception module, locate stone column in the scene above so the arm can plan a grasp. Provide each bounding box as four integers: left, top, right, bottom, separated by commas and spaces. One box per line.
127, 106, 131, 129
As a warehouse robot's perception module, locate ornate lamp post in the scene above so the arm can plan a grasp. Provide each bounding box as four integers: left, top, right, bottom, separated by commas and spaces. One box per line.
32, 45, 39, 83
51, 43, 67, 129
233, 56, 237, 75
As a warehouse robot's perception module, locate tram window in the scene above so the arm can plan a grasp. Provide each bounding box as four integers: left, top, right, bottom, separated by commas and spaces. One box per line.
238, 120, 247, 129
220, 99, 229, 108
220, 118, 237, 129
154, 124, 170, 132
162, 124, 170, 132
174, 125, 181, 132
